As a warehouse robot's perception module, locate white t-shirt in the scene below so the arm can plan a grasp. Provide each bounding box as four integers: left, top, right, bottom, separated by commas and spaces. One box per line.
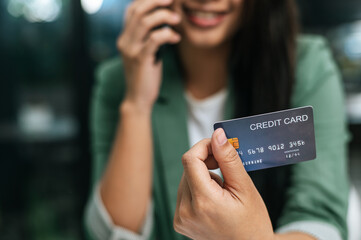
185, 88, 228, 146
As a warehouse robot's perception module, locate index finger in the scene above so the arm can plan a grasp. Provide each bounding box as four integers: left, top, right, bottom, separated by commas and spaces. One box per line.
181, 139, 214, 195
127, 0, 172, 21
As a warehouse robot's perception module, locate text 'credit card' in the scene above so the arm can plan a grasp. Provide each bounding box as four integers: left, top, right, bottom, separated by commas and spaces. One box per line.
214, 106, 316, 172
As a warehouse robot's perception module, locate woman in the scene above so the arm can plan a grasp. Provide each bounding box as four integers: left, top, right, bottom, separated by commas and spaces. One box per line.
85, 0, 349, 239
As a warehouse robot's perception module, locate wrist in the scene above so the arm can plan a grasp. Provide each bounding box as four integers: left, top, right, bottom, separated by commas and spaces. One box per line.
274, 232, 316, 240
264, 232, 277, 240
120, 99, 153, 117
273, 233, 279, 240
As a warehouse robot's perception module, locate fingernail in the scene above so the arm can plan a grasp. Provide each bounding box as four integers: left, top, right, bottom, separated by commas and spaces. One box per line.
215, 128, 227, 145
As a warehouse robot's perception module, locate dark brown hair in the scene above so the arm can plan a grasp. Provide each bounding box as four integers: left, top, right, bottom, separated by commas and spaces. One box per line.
232, 0, 299, 117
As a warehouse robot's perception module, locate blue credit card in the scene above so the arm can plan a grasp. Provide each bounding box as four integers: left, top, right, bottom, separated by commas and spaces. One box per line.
214, 106, 316, 171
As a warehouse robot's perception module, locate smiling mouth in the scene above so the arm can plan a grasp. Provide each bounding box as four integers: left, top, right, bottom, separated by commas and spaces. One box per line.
183, 6, 228, 28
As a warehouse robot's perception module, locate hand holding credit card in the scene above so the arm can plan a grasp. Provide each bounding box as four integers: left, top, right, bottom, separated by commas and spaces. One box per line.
214, 106, 316, 171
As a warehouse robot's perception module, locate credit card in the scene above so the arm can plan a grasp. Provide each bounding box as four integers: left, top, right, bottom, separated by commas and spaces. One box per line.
214, 106, 316, 171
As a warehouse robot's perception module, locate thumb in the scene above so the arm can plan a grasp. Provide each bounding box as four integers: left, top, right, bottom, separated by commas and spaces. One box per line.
211, 128, 250, 191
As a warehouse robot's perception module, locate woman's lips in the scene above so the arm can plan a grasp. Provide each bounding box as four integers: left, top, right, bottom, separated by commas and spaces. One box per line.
185, 9, 227, 28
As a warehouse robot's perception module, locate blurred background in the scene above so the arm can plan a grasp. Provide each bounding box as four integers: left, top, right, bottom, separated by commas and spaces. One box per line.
0, 0, 360, 239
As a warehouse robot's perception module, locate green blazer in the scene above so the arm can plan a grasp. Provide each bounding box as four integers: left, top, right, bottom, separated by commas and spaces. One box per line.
87, 35, 349, 239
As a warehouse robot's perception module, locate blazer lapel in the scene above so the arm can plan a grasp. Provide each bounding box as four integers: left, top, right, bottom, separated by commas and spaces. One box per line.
152, 47, 189, 224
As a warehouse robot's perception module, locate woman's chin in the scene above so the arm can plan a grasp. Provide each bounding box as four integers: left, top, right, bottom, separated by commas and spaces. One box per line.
181, 33, 228, 49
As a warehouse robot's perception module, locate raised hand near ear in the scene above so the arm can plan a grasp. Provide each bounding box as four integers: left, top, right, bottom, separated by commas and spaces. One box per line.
118, 0, 181, 111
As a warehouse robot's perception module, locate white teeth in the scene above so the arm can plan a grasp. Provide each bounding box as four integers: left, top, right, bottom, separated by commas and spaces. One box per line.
190, 10, 218, 19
